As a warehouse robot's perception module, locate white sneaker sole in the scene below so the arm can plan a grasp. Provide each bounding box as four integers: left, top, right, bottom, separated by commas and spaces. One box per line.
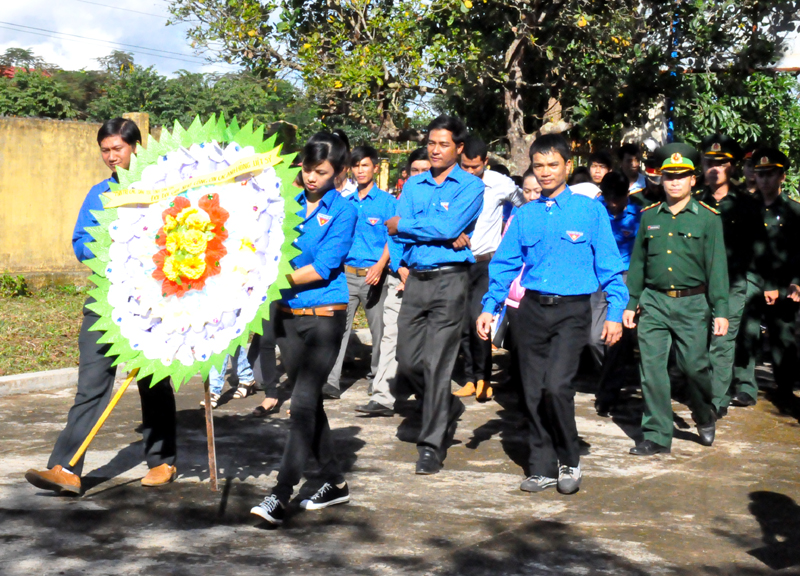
520, 479, 557, 493
300, 495, 350, 510
250, 506, 283, 525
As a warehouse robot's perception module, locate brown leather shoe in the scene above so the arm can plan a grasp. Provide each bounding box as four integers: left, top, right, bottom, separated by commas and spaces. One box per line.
25, 465, 81, 495
453, 382, 476, 397
475, 380, 493, 402
141, 464, 177, 487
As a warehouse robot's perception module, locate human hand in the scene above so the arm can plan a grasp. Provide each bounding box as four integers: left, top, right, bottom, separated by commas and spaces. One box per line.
764, 290, 779, 305
713, 317, 729, 336
365, 263, 384, 285
385, 216, 400, 235
788, 284, 800, 302
622, 310, 637, 329
602, 321, 623, 346
452, 232, 471, 250
476, 312, 494, 340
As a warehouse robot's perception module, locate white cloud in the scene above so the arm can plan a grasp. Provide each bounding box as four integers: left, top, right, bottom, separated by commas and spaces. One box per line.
0, 0, 238, 76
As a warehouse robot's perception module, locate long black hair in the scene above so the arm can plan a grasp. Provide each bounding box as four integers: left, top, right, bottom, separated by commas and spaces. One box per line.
97, 117, 141, 146
302, 132, 350, 175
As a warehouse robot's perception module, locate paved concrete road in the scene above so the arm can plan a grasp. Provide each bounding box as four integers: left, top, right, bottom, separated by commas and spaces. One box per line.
1, 354, 799, 576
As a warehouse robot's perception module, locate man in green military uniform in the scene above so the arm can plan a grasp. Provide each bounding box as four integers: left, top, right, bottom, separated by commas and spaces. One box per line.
624, 143, 729, 455
735, 148, 800, 410
693, 134, 763, 415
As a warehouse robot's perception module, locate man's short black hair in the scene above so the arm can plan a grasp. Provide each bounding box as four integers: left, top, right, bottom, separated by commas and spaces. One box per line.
351, 145, 379, 167
529, 134, 572, 162
617, 142, 641, 160
588, 150, 613, 169
97, 117, 141, 146
462, 136, 488, 161
600, 172, 629, 199
491, 163, 511, 177
569, 166, 592, 185
426, 114, 468, 145
407, 147, 429, 168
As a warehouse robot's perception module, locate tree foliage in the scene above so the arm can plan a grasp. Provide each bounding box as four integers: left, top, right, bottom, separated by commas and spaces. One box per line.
169, 0, 800, 171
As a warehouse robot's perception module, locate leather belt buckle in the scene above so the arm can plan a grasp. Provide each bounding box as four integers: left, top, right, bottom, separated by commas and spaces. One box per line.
539, 295, 559, 306
665, 290, 679, 298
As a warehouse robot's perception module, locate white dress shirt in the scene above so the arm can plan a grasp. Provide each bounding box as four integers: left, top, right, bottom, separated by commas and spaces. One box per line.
470, 169, 524, 257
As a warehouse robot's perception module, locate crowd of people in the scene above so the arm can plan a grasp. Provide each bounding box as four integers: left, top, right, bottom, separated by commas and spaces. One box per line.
23, 114, 800, 528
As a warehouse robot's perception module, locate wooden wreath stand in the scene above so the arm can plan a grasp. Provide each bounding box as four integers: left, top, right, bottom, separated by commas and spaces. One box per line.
68, 367, 219, 491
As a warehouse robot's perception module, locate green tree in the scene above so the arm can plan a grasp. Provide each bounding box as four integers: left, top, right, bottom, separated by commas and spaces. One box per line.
168, 0, 800, 171
0, 70, 77, 119
0, 47, 52, 70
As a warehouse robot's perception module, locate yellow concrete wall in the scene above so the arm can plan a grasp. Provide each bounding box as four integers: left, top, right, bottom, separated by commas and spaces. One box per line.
0, 117, 109, 285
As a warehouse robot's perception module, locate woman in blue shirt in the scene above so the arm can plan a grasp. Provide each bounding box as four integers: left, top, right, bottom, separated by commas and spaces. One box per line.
251, 133, 357, 526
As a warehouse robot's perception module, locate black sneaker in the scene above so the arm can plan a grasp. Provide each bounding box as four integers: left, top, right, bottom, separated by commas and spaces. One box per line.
301, 482, 350, 510
250, 495, 285, 525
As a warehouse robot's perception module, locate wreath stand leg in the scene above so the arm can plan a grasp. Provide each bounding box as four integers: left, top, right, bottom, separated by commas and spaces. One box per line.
204, 378, 219, 492
69, 368, 139, 468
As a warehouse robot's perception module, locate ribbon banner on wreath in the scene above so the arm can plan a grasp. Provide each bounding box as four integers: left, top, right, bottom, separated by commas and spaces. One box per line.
83, 115, 302, 388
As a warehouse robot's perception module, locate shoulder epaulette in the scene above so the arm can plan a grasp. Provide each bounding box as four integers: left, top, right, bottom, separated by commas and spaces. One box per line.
699, 201, 720, 215
641, 202, 661, 212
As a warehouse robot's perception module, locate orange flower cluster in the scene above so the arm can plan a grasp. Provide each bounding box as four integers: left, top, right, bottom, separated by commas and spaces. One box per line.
153, 194, 229, 297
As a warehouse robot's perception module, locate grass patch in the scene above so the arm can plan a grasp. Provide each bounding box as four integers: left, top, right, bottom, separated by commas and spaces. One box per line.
0, 284, 86, 376
0, 280, 371, 377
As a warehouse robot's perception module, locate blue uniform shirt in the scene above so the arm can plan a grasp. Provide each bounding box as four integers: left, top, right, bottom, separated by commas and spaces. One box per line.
482, 186, 629, 322
281, 189, 357, 308
394, 164, 484, 269
599, 197, 641, 269
345, 185, 397, 268
73, 177, 114, 262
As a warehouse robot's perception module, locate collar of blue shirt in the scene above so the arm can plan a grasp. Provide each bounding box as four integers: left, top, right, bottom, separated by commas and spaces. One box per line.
536, 185, 574, 208
347, 183, 381, 201
295, 188, 339, 214
418, 163, 470, 186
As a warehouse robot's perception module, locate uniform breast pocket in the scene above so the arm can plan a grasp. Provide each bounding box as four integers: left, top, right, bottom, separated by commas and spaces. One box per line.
677, 227, 703, 243
520, 227, 542, 259
645, 228, 664, 255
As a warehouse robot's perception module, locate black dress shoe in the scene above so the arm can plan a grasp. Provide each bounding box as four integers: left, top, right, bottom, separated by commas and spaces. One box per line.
730, 392, 756, 407
629, 440, 671, 456
595, 400, 612, 417
415, 448, 441, 475
321, 384, 341, 400
355, 401, 394, 417
697, 421, 715, 446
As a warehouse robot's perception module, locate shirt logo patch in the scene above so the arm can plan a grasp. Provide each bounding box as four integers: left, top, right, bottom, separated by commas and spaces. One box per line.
440, 202, 449, 211
367, 217, 380, 225
566, 231, 584, 242
647, 225, 660, 230
317, 213, 332, 227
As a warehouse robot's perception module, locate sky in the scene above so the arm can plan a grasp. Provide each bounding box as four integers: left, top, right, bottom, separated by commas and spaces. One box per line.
0, 0, 240, 76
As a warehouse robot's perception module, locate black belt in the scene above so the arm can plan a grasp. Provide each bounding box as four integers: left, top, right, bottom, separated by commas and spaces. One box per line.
408, 264, 468, 280
527, 291, 591, 306
647, 285, 706, 298
474, 251, 495, 263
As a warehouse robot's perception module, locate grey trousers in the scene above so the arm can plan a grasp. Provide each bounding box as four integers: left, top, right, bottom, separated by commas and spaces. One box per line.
327, 270, 387, 390
48, 299, 177, 476
371, 272, 403, 409
397, 269, 468, 455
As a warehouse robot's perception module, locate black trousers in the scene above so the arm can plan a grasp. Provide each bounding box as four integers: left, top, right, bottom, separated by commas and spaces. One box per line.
510, 294, 591, 478
255, 301, 281, 399
397, 269, 468, 455
48, 299, 177, 476
459, 260, 493, 384
271, 311, 347, 504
